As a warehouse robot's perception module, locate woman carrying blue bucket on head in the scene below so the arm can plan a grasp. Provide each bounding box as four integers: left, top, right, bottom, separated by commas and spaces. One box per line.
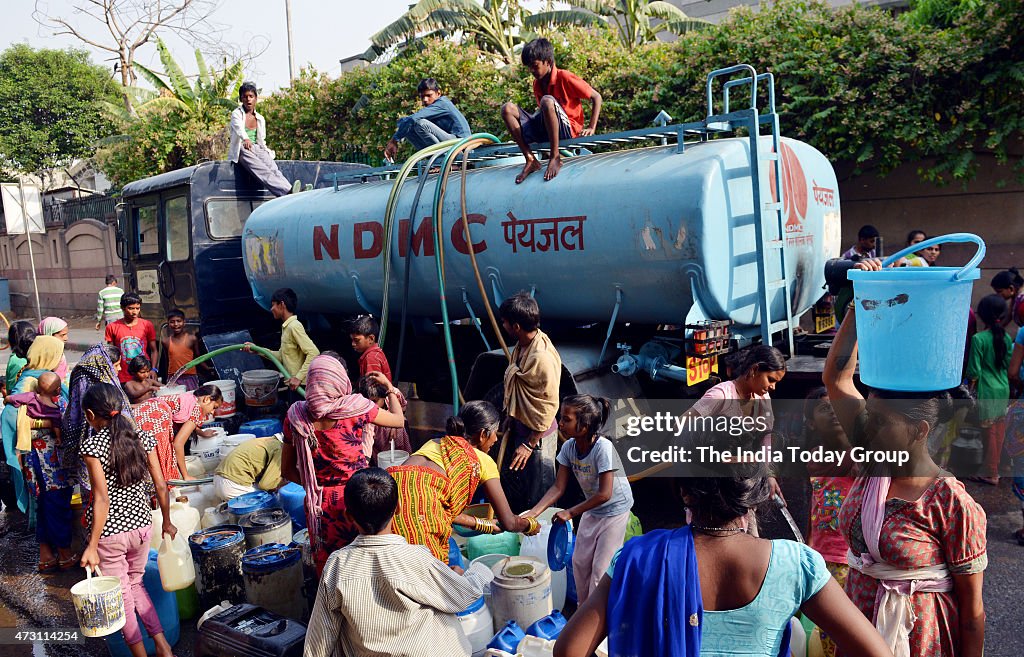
824, 240, 988, 657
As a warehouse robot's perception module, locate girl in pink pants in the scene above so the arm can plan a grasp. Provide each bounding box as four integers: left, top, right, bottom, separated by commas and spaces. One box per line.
79, 383, 178, 657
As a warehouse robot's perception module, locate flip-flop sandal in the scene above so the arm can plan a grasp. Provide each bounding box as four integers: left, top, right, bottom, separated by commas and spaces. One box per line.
58, 555, 80, 571
37, 559, 59, 573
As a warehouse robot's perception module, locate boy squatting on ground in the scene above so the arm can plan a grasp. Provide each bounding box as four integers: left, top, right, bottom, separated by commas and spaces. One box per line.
303, 468, 493, 657
502, 38, 602, 183
384, 78, 471, 162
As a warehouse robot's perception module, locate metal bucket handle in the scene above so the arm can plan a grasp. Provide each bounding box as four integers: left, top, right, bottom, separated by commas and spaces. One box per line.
242, 374, 281, 402
880, 233, 986, 281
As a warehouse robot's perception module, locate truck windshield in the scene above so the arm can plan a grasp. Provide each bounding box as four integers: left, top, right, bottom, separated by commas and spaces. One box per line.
206, 198, 266, 239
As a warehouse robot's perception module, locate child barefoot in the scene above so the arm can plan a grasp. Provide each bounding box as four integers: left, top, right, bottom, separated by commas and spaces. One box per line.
124, 356, 162, 405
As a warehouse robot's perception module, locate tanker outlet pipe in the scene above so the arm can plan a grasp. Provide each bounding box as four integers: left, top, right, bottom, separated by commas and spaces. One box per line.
612, 341, 689, 384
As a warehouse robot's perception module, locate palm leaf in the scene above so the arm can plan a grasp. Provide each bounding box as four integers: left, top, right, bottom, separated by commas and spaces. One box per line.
564, 0, 616, 17
155, 38, 195, 104
195, 49, 211, 95
645, 1, 708, 25
657, 18, 711, 34
524, 9, 608, 30
134, 61, 174, 97
134, 95, 190, 115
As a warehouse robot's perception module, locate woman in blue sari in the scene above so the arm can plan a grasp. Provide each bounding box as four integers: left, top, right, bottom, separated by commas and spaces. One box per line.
554, 468, 893, 657
1, 335, 69, 515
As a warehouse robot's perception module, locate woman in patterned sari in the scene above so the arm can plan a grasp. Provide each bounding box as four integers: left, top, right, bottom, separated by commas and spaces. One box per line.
390, 400, 538, 562
824, 260, 986, 657
281, 355, 405, 574
1, 336, 68, 514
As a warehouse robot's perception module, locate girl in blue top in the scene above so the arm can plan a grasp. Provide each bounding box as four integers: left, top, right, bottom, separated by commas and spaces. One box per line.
553, 469, 892, 657
524, 395, 634, 604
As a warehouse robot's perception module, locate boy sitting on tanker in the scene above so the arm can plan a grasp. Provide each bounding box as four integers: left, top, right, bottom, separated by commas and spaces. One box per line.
229, 81, 302, 196
383, 78, 472, 163
501, 38, 602, 183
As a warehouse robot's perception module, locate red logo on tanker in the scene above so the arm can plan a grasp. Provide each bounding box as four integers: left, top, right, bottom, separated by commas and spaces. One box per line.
768, 142, 808, 234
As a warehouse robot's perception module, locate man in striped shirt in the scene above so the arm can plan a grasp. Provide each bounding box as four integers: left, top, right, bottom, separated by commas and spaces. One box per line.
94, 275, 124, 330
304, 468, 493, 657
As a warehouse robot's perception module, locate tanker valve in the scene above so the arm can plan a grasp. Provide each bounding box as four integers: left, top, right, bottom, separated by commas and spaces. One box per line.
612, 343, 638, 377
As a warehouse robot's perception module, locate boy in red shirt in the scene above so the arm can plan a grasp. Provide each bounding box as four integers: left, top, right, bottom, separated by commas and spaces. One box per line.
349, 316, 392, 383
104, 292, 158, 384
501, 37, 602, 183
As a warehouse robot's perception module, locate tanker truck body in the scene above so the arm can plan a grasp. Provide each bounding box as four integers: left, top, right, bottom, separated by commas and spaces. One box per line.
243, 136, 839, 392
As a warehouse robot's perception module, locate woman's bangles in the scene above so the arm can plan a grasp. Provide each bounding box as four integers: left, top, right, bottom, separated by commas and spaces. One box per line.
522, 516, 541, 536
474, 517, 501, 535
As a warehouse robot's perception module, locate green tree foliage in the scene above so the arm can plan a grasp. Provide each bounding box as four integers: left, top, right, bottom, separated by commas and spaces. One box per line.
96, 39, 244, 187
266, 0, 1024, 185
525, 0, 708, 51
0, 45, 120, 176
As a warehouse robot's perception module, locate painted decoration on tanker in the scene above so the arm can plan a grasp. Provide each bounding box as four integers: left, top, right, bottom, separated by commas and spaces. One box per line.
245, 229, 285, 280
308, 211, 590, 262
823, 211, 842, 258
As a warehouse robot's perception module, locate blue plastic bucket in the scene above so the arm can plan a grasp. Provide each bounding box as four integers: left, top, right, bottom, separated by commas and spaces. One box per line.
847, 233, 984, 392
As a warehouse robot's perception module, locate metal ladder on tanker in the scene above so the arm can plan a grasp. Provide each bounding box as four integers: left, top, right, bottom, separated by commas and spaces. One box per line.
704, 65, 796, 356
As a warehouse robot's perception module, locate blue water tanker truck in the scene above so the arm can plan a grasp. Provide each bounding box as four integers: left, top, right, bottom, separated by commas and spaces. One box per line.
240, 66, 841, 403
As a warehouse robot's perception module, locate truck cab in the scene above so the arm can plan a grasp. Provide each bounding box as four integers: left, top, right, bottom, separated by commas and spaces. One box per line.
117, 160, 369, 338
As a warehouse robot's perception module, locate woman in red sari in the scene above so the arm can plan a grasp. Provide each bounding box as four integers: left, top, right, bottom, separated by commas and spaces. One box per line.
281, 356, 405, 573
823, 259, 986, 657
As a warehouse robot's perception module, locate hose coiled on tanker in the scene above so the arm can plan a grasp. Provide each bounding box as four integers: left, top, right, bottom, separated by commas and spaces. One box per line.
378, 139, 460, 346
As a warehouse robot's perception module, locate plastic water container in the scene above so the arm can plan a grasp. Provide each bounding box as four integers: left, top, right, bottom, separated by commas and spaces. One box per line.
157, 531, 196, 591
518, 516, 570, 611
176, 585, 199, 621
239, 418, 283, 437
151, 500, 200, 550
489, 556, 553, 636
471, 553, 508, 609
227, 490, 279, 523
189, 525, 246, 610
483, 651, 516, 657
292, 529, 315, 572
194, 603, 307, 657
242, 543, 307, 621
276, 482, 307, 531
526, 611, 567, 640
457, 596, 494, 657
106, 550, 180, 657
157, 385, 186, 397
177, 482, 216, 514
448, 537, 468, 569
848, 233, 984, 391
378, 449, 410, 470
208, 379, 238, 417
202, 502, 233, 529
518, 635, 556, 657
184, 455, 206, 478
192, 433, 224, 472
239, 508, 293, 549
220, 433, 257, 460
487, 620, 525, 654
467, 532, 520, 561
242, 370, 281, 408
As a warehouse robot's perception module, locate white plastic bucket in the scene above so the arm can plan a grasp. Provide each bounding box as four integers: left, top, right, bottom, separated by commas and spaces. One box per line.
157, 385, 186, 398
184, 455, 206, 478
518, 514, 566, 612
71, 567, 126, 637
191, 434, 224, 472
378, 449, 410, 470
220, 433, 256, 460
208, 379, 237, 417
489, 556, 552, 636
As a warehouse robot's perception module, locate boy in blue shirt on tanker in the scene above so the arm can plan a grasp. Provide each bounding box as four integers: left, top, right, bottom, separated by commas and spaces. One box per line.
384, 78, 472, 162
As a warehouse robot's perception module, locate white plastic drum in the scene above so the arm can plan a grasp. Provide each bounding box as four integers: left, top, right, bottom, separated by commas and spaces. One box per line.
489, 556, 552, 635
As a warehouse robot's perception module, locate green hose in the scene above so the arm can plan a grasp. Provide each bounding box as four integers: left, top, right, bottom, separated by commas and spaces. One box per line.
169, 343, 305, 398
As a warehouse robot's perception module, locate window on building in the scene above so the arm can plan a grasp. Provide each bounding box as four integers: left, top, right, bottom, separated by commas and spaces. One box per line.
164, 196, 190, 262
205, 199, 266, 239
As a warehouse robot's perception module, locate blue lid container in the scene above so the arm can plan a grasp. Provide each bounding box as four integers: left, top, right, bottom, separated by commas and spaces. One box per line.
276, 482, 307, 531
106, 550, 179, 656
547, 521, 573, 571
241, 542, 302, 574
457, 596, 486, 618
487, 620, 525, 653
239, 418, 283, 437
526, 610, 567, 640
188, 524, 245, 552
227, 490, 278, 519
